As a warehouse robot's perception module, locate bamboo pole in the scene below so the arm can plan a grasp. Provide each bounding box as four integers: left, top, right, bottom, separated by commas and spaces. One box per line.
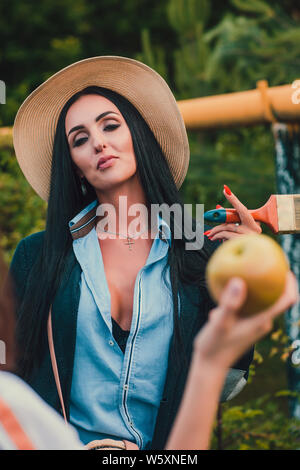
178, 80, 300, 130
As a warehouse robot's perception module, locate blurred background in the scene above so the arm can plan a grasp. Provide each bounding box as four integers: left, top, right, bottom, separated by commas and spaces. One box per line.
1, 0, 300, 449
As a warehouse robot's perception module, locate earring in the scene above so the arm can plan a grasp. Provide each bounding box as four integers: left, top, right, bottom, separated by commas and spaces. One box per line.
80, 177, 87, 196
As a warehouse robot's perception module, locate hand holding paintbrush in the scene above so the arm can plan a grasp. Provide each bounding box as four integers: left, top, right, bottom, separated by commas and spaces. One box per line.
204, 185, 263, 242
204, 185, 300, 240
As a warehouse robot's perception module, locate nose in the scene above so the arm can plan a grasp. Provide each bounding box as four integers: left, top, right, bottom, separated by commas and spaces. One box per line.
91, 129, 106, 153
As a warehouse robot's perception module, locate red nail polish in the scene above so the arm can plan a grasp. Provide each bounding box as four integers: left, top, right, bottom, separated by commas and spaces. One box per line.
224, 184, 232, 196
216, 204, 222, 209
204, 230, 211, 236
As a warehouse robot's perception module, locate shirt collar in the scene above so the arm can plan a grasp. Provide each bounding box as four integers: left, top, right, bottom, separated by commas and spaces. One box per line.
68, 199, 171, 246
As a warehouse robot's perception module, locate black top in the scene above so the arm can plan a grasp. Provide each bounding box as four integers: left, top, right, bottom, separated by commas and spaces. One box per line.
111, 317, 130, 354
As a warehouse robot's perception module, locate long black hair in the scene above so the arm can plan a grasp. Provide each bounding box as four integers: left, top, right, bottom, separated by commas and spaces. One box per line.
15, 86, 213, 380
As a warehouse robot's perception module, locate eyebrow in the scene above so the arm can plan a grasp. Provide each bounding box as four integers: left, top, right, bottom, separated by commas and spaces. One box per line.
67, 111, 119, 138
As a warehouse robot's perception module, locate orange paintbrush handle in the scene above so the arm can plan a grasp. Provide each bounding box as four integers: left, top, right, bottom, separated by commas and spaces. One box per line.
204, 196, 279, 233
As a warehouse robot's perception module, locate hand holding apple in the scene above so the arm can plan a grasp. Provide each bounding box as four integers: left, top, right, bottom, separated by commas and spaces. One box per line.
167, 235, 298, 451
206, 233, 290, 316
193, 270, 298, 372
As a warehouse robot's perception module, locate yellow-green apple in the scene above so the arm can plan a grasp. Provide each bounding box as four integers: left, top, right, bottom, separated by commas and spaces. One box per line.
206, 234, 289, 316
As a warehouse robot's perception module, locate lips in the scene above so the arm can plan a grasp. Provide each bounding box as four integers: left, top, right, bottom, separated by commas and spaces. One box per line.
97, 155, 118, 170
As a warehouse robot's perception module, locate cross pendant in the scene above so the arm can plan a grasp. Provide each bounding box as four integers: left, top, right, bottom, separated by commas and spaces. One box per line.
125, 237, 134, 251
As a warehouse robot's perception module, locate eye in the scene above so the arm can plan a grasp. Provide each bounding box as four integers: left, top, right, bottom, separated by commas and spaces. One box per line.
73, 137, 88, 148
104, 123, 120, 132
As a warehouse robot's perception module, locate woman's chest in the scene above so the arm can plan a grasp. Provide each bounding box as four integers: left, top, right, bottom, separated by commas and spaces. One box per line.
99, 239, 153, 329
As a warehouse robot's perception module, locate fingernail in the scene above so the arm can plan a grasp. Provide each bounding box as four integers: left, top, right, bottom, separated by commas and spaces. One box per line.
224, 184, 232, 196
216, 204, 223, 209
204, 230, 211, 235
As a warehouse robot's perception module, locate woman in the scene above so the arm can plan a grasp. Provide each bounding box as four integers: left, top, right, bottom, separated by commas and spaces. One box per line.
10, 56, 262, 450
1, 248, 298, 450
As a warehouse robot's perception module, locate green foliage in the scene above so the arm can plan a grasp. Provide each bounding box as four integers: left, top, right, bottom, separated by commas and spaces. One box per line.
212, 394, 300, 449
203, 9, 300, 93
182, 125, 277, 226
211, 320, 300, 449
0, 137, 46, 264
0, 0, 175, 127
135, 29, 168, 80
165, 0, 213, 99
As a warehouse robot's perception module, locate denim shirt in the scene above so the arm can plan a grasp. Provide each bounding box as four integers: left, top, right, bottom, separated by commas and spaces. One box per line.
68, 200, 174, 449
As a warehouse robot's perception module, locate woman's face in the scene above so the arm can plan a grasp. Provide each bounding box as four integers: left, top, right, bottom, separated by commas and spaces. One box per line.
65, 94, 137, 191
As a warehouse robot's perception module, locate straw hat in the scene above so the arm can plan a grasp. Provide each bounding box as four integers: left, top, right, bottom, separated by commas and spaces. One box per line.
13, 56, 190, 201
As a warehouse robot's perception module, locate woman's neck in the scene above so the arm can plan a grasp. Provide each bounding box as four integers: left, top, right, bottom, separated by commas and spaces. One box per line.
94, 177, 152, 236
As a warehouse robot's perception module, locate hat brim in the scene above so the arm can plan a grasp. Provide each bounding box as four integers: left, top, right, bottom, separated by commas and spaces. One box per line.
13, 56, 189, 201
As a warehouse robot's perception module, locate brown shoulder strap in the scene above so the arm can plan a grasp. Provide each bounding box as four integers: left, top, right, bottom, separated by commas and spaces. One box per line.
47, 308, 68, 424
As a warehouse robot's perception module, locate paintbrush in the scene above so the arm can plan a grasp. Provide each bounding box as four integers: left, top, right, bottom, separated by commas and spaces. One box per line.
204, 194, 300, 234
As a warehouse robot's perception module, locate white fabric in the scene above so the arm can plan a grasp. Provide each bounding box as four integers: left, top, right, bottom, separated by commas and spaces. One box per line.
0, 371, 84, 450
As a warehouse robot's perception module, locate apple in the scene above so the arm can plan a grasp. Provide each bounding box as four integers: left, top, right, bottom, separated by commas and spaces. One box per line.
206, 233, 289, 316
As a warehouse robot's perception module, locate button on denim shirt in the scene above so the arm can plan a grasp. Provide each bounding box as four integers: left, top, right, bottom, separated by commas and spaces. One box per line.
68, 200, 174, 449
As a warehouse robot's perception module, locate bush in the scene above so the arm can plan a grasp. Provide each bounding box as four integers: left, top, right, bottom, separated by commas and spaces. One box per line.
212, 393, 300, 450
0, 129, 46, 263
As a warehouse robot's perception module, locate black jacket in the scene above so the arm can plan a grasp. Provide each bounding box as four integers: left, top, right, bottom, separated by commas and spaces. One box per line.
9, 231, 253, 449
